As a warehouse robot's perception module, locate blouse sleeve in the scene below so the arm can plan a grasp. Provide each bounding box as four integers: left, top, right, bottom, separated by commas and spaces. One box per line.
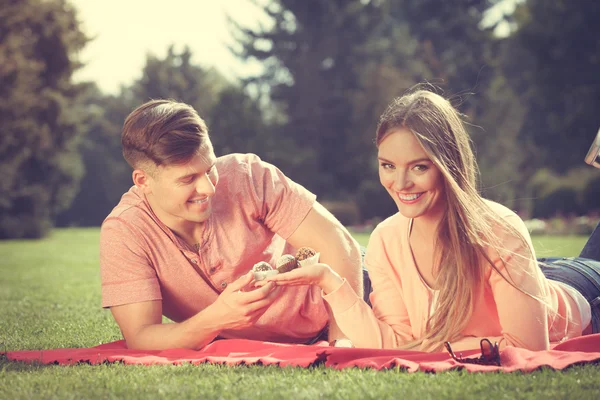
323, 228, 414, 348
486, 213, 551, 350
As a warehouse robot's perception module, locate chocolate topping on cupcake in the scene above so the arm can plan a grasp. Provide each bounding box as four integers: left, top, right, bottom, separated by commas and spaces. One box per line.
252, 261, 278, 281
252, 261, 273, 272
295, 247, 316, 261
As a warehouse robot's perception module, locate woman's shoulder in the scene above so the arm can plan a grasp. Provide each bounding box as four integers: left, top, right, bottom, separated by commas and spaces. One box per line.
375, 212, 408, 230
482, 198, 533, 250
482, 198, 519, 219
370, 212, 409, 242
365, 213, 409, 263
482, 199, 528, 230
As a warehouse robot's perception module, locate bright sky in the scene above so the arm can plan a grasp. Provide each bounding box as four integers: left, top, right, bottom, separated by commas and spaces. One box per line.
71, 0, 519, 95
71, 0, 271, 94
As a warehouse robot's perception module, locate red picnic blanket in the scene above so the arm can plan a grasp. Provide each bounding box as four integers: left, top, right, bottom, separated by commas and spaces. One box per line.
4, 334, 600, 373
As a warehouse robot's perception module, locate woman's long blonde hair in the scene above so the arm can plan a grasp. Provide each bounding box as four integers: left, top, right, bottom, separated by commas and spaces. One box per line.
376, 89, 536, 351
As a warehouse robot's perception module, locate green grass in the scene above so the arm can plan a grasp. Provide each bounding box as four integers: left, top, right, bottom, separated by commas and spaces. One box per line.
0, 228, 598, 400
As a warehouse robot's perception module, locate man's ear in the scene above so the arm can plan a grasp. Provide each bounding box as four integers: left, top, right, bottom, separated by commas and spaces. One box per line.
132, 169, 153, 194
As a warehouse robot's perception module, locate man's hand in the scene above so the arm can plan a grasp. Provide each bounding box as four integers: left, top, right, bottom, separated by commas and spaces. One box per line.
110, 271, 280, 350
209, 271, 280, 331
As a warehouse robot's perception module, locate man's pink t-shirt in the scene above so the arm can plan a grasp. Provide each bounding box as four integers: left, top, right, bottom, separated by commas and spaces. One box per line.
100, 153, 328, 343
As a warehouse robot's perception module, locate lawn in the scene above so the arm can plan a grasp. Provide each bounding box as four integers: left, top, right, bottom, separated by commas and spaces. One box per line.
0, 228, 598, 399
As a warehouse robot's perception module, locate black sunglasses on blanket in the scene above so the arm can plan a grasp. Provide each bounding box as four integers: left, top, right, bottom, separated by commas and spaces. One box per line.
444, 338, 501, 366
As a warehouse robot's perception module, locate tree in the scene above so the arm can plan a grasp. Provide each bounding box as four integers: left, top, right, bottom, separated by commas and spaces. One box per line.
381, 1, 503, 115
507, 0, 600, 172
132, 46, 228, 118
230, 0, 386, 196
0, 0, 89, 238
55, 86, 134, 227
208, 85, 283, 164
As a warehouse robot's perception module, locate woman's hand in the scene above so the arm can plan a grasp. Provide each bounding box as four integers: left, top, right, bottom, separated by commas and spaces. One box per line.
257, 263, 344, 294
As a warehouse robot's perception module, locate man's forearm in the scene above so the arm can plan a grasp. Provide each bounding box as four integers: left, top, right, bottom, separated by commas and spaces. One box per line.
320, 226, 363, 296
124, 305, 223, 350
285, 203, 364, 342
319, 227, 363, 342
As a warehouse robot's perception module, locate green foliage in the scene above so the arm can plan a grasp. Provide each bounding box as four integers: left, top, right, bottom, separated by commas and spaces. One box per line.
532, 187, 581, 218
507, 0, 600, 172
0, 0, 89, 238
583, 177, 600, 213
355, 179, 397, 223
527, 167, 599, 218
230, 0, 386, 195
208, 85, 282, 164
56, 87, 134, 226
133, 46, 228, 117
386, 0, 498, 100
474, 72, 532, 212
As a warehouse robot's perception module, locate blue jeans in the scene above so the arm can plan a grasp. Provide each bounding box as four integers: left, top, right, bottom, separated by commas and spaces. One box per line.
580, 222, 600, 261
539, 257, 600, 333
538, 221, 600, 333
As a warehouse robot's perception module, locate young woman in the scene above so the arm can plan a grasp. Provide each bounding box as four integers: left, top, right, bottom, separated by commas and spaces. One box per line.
263, 89, 600, 352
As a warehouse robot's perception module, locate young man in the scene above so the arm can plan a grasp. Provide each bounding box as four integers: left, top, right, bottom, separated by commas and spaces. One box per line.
100, 99, 363, 350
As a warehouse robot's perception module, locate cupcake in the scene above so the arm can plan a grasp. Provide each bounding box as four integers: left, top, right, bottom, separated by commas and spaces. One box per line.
276, 254, 299, 273
295, 247, 316, 261
252, 261, 278, 281
295, 246, 320, 267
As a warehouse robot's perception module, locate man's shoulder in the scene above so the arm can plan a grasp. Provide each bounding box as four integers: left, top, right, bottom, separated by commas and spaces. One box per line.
215, 152, 297, 191
102, 186, 152, 229
216, 153, 261, 172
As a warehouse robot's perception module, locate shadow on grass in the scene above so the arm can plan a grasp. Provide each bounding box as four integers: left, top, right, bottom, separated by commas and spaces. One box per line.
0, 356, 59, 372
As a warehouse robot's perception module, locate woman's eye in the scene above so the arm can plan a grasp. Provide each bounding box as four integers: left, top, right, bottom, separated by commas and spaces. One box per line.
413, 164, 429, 172
380, 163, 394, 170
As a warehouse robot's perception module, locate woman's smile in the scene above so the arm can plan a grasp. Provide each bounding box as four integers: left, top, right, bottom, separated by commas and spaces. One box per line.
397, 192, 424, 203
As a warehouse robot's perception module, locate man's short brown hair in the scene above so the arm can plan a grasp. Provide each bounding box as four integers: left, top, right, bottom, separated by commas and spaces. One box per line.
122, 99, 209, 169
